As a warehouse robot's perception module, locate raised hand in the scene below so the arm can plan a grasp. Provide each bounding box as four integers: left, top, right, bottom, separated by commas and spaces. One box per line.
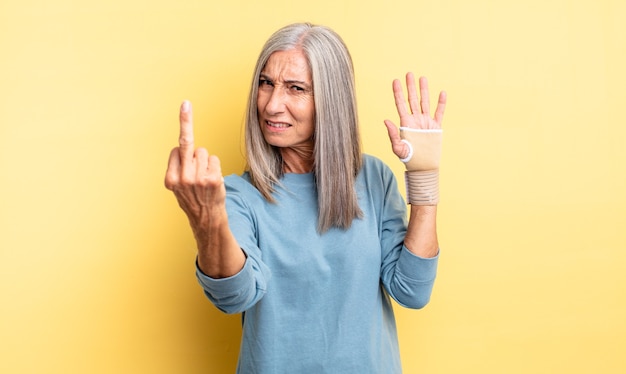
164, 101, 226, 241
383, 73, 446, 160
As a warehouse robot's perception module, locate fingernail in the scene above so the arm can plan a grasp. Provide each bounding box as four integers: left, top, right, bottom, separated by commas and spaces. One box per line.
181, 100, 190, 112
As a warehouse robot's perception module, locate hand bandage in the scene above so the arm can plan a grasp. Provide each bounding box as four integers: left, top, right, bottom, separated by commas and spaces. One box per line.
399, 128, 442, 205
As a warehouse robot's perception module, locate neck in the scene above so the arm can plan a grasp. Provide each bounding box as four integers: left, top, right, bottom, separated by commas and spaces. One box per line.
281, 146, 314, 174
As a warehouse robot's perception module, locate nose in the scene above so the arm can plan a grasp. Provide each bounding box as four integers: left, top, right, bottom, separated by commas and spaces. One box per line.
264, 85, 286, 116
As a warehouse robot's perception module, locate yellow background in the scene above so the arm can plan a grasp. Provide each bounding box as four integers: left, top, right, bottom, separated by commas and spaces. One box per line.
1, 0, 625, 372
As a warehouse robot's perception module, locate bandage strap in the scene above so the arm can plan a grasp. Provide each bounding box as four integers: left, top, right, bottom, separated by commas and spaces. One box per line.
399, 128, 442, 205
405, 170, 439, 205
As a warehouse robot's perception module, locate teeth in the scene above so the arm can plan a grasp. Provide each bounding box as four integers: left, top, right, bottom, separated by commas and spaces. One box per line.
268, 121, 290, 128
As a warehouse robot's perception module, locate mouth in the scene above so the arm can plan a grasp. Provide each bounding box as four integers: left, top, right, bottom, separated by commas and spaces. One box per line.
266, 120, 292, 129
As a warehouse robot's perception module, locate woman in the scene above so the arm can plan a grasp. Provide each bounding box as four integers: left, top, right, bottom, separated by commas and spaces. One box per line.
165, 22, 446, 373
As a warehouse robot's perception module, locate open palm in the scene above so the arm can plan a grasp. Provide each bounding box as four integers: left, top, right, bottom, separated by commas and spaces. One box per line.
384, 73, 446, 160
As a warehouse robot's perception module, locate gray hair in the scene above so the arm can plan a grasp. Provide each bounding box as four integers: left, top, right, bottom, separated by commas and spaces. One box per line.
244, 22, 363, 232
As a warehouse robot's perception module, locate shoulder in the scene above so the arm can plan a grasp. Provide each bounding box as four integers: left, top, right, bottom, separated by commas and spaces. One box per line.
222, 173, 267, 226
224, 172, 250, 190
224, 173, 263, 201
358, 154, 400, 197
360, 154, 395, 180
362, 154, 388, 168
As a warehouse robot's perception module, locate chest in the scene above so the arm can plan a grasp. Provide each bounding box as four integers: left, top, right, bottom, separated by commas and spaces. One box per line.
254, 185, 382, 287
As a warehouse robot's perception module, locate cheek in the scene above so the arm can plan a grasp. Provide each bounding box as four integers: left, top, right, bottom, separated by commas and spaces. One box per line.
301, 105, 315, 137
256, 92, 267, 112
299, 99, 315, 124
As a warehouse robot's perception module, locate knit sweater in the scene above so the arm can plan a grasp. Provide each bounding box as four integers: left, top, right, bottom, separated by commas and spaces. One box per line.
196, 154, 438, 373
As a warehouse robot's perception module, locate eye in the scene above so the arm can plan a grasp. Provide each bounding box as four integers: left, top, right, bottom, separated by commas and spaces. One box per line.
291, 85, 304, 91
259, 79, 274, 87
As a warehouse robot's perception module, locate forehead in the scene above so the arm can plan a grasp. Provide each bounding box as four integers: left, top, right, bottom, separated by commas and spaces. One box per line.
261, 49, 311, 81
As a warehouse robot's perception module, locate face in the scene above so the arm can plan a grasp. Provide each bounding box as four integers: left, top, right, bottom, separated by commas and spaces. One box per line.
257, 49, 315, 151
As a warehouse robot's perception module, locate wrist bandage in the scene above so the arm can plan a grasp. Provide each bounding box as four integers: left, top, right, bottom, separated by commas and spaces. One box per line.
399, 128, 442, 205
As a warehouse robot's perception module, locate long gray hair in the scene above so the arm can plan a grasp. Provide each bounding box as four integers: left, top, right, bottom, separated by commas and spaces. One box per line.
244, 23, 363, 232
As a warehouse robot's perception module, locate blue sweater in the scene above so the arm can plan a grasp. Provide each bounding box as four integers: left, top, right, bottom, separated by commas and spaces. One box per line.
196, 155, 438, 373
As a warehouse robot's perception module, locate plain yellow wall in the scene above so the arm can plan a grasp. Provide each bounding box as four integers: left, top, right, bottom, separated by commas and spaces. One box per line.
1, 0, 625, 373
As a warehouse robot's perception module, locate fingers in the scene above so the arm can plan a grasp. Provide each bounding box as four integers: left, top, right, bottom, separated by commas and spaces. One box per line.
434, 90, 447, 126
395, 73, 432, 117
166, 101, 226, 215
386, 75, 446, 160
207, 155, 224, 184
164, 147, 181, 190
194, 148, 225, 184
178, 100, 195, 165
418, 76, 430, 116
195, 148, 209, 180
392, 79, 409, 117
406, 72, 420, 115
166, 146, 223, 193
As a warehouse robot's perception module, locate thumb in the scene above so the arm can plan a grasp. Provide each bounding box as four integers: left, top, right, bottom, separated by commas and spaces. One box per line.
384, 120, 410, 159
384, 120, 401, 144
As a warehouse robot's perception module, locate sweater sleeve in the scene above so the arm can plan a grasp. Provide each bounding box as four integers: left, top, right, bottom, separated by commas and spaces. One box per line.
194, 175, 272, 314
385, 246, 438, 309
375, 158, 439, 309
196, 253, 270, 314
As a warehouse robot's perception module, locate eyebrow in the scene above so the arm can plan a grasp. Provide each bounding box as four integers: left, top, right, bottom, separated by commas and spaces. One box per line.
259, 73, 312, 89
